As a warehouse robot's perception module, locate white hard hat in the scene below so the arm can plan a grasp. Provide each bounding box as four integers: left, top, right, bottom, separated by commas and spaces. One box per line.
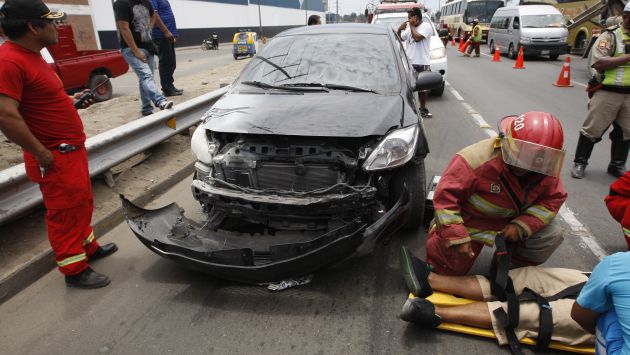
625, 1, 630, 12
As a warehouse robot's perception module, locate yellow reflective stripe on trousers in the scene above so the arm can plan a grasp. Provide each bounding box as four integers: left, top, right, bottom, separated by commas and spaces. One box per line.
468, 193, 516, 218
624, 227, 630, 238
57, 253, 87, 267
466, 227, 497, 246
83, 231, 95, 246
524, 204, 556, 225
435, 209, 464, 226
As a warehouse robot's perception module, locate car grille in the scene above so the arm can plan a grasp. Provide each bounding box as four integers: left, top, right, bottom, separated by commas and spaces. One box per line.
532, 38, 562, 43
223, 162, 339, 192
257, 162, 338, 191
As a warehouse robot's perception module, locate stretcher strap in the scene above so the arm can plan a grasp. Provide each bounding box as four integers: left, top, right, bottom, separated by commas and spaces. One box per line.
520, 288, 553, 349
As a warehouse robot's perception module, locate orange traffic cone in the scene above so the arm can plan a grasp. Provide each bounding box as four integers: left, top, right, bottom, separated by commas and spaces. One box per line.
513, 47, 525, 69
451, 37, 455, 47
461, 38, 471, 54
458, 37, 465, 52
553, 56, 573, 87
492, 47, 501, 62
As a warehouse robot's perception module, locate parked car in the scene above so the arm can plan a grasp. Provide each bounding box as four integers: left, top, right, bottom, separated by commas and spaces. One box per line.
41, 24, 128, 101
122, 24, 442, 284
487, 5, 569, 60
372, 12, 447, 96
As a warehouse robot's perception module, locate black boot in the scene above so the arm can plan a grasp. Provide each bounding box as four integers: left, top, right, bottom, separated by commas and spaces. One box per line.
400, 246, 433, 298
399, 298, 442, 328
88, 243, 118, 261
608, 140, 630, 177
65, 267, 111, 289
571, 134, 596, 179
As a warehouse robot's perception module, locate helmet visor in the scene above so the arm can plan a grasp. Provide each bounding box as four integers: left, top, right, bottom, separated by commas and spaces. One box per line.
501, 136, 565, 177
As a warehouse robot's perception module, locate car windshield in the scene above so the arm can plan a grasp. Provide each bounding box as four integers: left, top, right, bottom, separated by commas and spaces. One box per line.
521, 14, 565, 28
465, 1, 504, 23
374, 15, 438, 35
235, 33, 400, 94
374, 16, 408, 30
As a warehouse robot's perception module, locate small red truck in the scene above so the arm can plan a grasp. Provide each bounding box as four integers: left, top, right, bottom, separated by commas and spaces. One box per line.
42, 24, 128, 102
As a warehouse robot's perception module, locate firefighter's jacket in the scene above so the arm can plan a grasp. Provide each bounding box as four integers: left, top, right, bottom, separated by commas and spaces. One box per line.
433, 138, 567, 247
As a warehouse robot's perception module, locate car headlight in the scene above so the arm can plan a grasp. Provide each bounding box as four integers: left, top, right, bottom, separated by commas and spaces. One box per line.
560, 37, 567, 43
520, 37, 531, 44
191, 126, 214, 164
362, 125, 418, 171
431, 47, 447, 60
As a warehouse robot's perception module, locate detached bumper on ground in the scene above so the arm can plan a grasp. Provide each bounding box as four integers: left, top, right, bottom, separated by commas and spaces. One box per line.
120, 191, 409, 284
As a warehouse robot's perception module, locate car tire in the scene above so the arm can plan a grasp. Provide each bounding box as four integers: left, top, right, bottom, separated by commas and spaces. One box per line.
508, 43, 517, 60
234, 54, 238, 60
549, 54, 559, 60
430, 81, 445, 96
88, 74, 112, 102
390, 159, 426, 230
489, 40, 495, 54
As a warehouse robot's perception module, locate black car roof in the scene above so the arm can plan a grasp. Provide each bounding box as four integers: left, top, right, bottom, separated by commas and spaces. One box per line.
279, 23, 390, 37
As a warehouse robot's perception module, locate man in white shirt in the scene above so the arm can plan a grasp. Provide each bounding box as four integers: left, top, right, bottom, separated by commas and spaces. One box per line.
397, 7, 433, 118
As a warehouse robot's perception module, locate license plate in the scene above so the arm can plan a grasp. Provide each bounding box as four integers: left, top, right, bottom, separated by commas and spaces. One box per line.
238, 46, 247, 52
541, 50, 549, 55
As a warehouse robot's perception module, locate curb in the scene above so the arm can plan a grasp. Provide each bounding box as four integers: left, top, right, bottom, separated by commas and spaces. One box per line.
0, 162, 194, 304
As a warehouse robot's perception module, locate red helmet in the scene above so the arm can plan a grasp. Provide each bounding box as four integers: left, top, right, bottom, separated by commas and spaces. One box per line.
499, 112, 565, 177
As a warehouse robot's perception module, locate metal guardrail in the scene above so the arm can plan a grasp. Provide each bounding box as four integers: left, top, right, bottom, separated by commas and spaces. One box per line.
0, 86, 228, 226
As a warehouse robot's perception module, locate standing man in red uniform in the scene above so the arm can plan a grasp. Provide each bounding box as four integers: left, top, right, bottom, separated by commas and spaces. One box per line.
427, 112, 568, 275
0, 0, 118, 289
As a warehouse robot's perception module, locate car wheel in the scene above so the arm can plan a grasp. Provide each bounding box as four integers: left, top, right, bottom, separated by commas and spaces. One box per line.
549, 54, 559, 60
390, 159, 426, 230
430, 81, 445, 96
201, 43, 208, 51
88, 74, 112, 102
489, 40, 495, 54
508, 43, 517, 60
234, 54, 238, 60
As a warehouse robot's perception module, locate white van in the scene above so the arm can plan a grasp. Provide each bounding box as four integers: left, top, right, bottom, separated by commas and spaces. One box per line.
487, 5, 569, 60
372, 12, 448, 96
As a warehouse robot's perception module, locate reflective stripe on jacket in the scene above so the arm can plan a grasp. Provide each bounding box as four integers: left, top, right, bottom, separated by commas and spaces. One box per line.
472, 25, 482, 42
433, 138, 567, 246
602, 27, 630, 87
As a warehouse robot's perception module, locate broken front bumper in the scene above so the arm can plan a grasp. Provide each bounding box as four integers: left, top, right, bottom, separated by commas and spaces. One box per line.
120, 190, 409, 284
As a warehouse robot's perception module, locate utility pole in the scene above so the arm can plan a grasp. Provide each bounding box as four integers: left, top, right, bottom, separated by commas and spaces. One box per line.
336, 0, 339, 23
257, 0, 263, 36
305, 0, 308, 24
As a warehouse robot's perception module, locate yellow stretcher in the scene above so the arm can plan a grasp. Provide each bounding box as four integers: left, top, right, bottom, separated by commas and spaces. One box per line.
408, 292, 595, 354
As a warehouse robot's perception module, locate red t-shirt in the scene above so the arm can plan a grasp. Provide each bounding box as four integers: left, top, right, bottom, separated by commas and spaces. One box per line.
0, 41, 85, 149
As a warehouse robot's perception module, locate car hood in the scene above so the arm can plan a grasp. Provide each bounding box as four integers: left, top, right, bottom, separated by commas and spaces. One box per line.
201, 92, 406, 137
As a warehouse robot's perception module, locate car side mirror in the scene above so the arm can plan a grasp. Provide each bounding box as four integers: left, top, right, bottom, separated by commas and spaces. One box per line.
438, 29, 449, 37
415, 71, 443, 92
513, 22, 519, 29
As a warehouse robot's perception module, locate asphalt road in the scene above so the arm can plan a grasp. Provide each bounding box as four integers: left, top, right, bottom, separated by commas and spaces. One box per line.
0, 46, 623, 354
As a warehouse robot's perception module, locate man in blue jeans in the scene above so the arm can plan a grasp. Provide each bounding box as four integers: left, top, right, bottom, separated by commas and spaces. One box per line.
114, 0, 172, 116
572, 252, 630, 355
151, 0, 182, 97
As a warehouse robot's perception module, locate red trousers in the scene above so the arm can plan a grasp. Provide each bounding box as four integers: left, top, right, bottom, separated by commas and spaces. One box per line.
604, 195, 630, 250
24, 147, 100, 276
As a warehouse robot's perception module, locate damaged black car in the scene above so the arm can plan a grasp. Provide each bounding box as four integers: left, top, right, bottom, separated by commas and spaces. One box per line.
122, 24, 443, 284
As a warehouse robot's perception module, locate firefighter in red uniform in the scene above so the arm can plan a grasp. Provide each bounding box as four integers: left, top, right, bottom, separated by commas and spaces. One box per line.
0, 0, 118, 288
605, 171, 630, 250
427, 112, 568, 275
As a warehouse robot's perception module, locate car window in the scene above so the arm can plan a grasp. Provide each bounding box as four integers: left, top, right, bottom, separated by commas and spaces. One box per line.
374, 16, 408, 31
236, 33, 401, 94
521, 14, 564, 28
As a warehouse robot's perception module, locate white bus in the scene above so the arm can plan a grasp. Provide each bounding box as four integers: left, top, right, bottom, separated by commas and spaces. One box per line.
440, 0, 504, 42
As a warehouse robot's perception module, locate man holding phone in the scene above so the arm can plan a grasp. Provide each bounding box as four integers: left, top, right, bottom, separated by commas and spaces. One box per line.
397, 7, 433, 118
0, 0, 118, 289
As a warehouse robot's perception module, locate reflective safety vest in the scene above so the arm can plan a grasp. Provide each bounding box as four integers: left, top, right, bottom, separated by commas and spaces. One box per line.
472, 25, 482, 42
432, 138, 567, 246
602, 27, 630, 87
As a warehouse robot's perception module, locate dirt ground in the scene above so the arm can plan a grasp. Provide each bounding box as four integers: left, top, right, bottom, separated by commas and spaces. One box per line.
0, 59, 248, 170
